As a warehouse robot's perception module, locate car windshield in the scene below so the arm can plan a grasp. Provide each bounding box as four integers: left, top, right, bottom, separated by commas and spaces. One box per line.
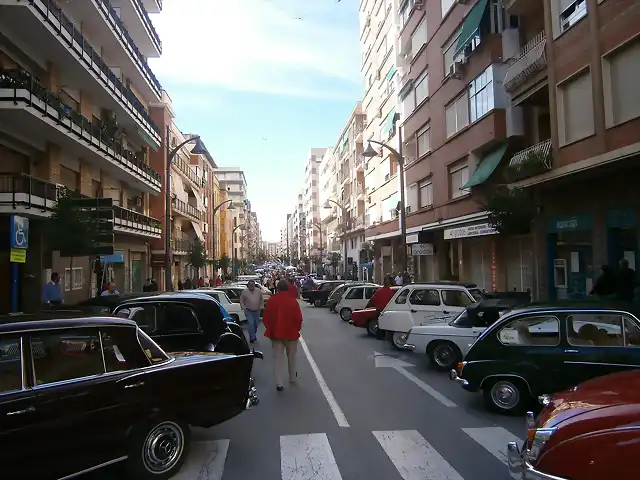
468, 289, 486, 302
137, 329, 170, 365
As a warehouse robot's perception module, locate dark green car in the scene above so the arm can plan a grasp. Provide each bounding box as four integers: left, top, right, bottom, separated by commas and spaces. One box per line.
450, 302, 640, 415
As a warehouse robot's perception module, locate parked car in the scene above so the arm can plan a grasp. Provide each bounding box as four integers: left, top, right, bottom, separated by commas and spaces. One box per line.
183, 289, 246, 323
74, 293, 157, 314
336, 284, 380, 321
405, 298, 519, 370
220, 283, 271, 313
450, 303, 640, 414
0, 314, 257, 479
306, 280, 345, 307
349, 286, 403, 337
378, 282, 486, 350
507, 370, 640, 480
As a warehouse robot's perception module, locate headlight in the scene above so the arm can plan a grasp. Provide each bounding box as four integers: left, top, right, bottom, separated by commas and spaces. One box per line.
527, 428, 556, 464
538, 394, 552, 406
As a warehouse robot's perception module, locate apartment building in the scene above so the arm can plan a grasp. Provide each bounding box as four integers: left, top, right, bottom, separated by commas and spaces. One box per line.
303, 148, 325, 269
359, 0, 404, 281
291, 192, 306, 264
246, 210, 261, 262
217, 185, 233, 272
214, 167, 250, 264
0, 0, 164, 310
262, 241, 279, 258
319, 149, 341, 259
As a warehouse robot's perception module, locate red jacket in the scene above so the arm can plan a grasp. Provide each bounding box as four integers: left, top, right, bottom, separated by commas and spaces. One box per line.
370, 286, 395, 312
263, 291, 303, 340
288, 283, 299, 299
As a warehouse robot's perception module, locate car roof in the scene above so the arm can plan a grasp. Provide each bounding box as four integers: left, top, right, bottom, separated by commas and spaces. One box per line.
503, 301, 640, 316
0, 316, 135, 334
407, 282, 478, 288
119, 293, 216, 304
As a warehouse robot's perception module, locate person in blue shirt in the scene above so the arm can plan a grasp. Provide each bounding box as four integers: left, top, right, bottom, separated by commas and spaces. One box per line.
42, 272, 64, 306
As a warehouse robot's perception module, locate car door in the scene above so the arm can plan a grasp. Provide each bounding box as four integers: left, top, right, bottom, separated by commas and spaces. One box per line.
114, 303, 159, 336
439, 289, 475, 323
158, 302, 205, 352
0, 335, 43, 480
363, 286, 378, 309
408, 287, 443, 324
342, 287, 364, 309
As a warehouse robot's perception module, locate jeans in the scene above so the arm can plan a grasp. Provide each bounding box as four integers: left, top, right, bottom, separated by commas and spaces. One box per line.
245, 309, 260, 341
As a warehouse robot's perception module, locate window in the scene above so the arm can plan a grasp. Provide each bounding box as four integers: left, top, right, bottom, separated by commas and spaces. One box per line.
417, 126, 430, 157
624, 317, 640, 347
101, 329, 148, 373
441, 0, 454, 17
603, 40, 640, 127
365, 287, 378, 299
419, 181, 433, 208
411, 19, 428, 56
558, 72, 594, 145
400, 0, 416, 27
450, 163, 470, 198
567, 314, 626, 347
162, 304, 200, 332
345, 287, 364, 300
117, 305, 157, 333
443, 28, 463, 73
498, 316, 560, 346
415, 71, 429, 105
560, 0, 587, 33
31, 330, 104, 385
401, 87, 416, 118
395, 288, 410, 304
469, 66, 494, 122
380, 157, 391, 182
0, 337, 22, 393
409, 289, 440, 306
441, 290, 473, 307
382, 192, 400, 221
445, 92, 469, 138
137, 330, 169, 365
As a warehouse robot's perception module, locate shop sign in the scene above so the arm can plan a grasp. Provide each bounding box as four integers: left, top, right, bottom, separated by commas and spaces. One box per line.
9, 248, 26, 263
100, 251, 125, 263
444, 223, 497, 240
411, 243, 434, 256
406, 233, 419, 244
547, 213, 592, 233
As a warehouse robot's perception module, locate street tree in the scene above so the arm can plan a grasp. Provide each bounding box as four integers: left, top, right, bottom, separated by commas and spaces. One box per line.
187, 239, 206, 277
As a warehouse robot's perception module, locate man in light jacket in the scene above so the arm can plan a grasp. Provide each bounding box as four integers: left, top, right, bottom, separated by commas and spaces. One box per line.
240, 280, 263, 343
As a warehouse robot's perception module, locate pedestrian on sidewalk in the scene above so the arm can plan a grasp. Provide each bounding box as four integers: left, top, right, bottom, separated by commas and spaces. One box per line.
240, 280, 263, 343
263, 279, 303, 391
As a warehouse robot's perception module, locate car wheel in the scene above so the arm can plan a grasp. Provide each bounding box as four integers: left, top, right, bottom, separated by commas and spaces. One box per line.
366, 318, 379, 337
428, 341, 461, 371
339, 308, 352, 322
127, 418, 190, 479
230, 314, 241, 323
314, 299, 323, 307
390, 331, 409, 350
483, 378, 530, 415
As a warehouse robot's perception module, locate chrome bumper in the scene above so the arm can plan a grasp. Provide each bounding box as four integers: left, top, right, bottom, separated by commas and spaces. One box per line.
449, 369, 469, 387
404, 343, 416, 351
507, 442, 568, 480
245, 379, 259, 409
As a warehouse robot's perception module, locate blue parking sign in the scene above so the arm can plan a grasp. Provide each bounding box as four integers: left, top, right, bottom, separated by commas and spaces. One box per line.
10, 216, 29, 249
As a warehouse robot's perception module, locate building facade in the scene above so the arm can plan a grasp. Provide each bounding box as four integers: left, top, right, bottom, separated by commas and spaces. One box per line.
214, 167, 250, 266
303, 148, 325, 269
0, 0, 165, 310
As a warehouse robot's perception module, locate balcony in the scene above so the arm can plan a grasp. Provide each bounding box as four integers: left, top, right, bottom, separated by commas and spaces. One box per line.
171, 197, 202, 223
0, 0, 162, 146
172, 156, 200, 188
355, 182, 365, 198
141, 0, 162, 14
504, 139, 553, 182
503, 32, 547, 96
0, 71, 162, 193
171, 235, 189, 254
114, 205, 161, 238
113, 0, 163, 57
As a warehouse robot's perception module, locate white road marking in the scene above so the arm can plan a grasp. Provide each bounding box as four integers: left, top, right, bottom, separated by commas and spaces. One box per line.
299, 335, 350, 427
373, 430, 464, 480
280, 433, 343, 480
393, 363, 458, 408
462, 427, 523, 466
171, 440, 229, 480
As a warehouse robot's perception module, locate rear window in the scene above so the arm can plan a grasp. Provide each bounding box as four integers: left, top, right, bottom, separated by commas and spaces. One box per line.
115, 305, 157, 333
137, 330, 169, 365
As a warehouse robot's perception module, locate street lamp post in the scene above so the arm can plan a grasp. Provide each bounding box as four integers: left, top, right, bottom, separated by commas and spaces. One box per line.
323, 199, 348, 277
362, 113, 408, 274
210, 199, 235, 278
310, 222, 323, 274
164, 126, 208, 291
231, 223, 245, 280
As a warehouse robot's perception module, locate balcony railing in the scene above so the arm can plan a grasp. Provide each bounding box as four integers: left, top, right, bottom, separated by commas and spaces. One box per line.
172, 156, 200, 186
114, 205, 161, 232
172, 197, 201, 221
171, 235, 189, 252
124, 0, 163, 52
355, 182, 364, 195
505, 139, 553, 182
28, 0, 161, 134
504, 32, 547, 93
0, 70, 162, 187
354, 120, 365, 137
93, 0, 163, 94
0, 173, 59, 212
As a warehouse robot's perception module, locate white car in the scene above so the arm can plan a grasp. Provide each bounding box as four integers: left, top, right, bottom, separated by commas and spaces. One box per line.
229, 282, 272, 307
378, 282, 486, 350
185, 289, 246, 323
336, 284, 380, 321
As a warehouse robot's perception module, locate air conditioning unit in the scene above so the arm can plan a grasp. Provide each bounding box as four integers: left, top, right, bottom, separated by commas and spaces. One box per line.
365, 15, 371, 27
414, 0, 425, 9
377, 107, 383, 118
375, 70, 381, 80
449, 60, 465, 79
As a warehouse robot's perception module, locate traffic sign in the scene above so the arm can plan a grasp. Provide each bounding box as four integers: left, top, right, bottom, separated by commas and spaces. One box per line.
10, 216, 29, 249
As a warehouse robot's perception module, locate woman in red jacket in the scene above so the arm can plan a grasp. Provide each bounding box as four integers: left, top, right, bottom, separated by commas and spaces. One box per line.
263, 279, 303, 391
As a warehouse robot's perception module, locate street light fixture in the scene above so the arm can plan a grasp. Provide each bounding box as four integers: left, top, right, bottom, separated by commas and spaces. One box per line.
231, 223, 245, 280
164, 128, 209, 291
323, 199, 349, 277
362, 113, 408, 275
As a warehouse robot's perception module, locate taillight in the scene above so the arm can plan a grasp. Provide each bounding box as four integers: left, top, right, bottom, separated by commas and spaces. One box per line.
456, 362, 464, 374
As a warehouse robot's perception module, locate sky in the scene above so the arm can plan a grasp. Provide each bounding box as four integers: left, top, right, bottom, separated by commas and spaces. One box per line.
150, 0, 362, 242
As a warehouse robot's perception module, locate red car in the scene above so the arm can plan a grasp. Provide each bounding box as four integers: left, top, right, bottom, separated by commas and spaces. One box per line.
507, 369, 640, 480
349, 307, 379, 336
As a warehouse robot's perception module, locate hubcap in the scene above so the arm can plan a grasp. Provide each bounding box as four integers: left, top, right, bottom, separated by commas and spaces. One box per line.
392, 331, 407, 347
368, 319, 379, 334
491, 382, 520, 410
341, 309, 351, 321
142, 422, 184, 473
434, 345, 455, 367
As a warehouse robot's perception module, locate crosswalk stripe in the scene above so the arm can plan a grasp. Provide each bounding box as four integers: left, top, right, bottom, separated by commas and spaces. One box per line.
462, 427, 522, 467
280, 433, 343, 480
373, 430, 464, 480
171, 440, 230, 480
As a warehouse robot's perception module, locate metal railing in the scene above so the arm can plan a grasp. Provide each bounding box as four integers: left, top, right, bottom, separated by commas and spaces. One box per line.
171, 197, 201, 221
27, 0, 161, 133
504, 32, 547, 93
126, 0, 162, 52
0, 70, 162, 186
355, 182, 364, 195
171, 235, 189, 252
172, 155, 200, 186
0, 173, 58, 211
114, 205, 161, 231
508, 139, 553, 168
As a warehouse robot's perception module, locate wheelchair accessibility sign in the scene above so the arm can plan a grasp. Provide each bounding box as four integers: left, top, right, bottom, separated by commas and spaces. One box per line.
10, 216, 29, 249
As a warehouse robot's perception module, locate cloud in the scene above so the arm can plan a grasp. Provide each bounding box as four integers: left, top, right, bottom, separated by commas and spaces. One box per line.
150, 0, 362, 99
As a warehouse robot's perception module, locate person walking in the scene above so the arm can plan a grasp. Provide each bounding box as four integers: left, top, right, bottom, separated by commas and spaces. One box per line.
263, 279, 303, 391
287, 277, 299, 299
42, 272, 64, 306
240, 280, 263, 343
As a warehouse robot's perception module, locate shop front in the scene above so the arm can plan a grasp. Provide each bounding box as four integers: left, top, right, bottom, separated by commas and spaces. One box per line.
606, 207, 637, 270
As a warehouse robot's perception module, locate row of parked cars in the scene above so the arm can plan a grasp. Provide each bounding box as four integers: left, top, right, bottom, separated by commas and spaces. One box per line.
0, 288, 263, 479
305, 279, 640, 480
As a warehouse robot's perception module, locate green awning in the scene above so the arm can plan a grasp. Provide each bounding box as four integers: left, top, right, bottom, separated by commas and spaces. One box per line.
462, 141, 509, 189
382, 109, 396, 136
386, 66, 396, 81
137, 128, 159, 151
455, 0, 488, 56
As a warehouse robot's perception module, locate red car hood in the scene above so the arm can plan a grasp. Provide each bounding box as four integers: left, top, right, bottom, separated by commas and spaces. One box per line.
539, 370, 640, 428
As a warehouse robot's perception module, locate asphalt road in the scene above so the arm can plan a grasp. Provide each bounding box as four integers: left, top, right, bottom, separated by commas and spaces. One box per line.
88, 301, 526, 479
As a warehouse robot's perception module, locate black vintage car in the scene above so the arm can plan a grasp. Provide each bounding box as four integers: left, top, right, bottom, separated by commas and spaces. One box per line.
0, 315, 256, 479
73, 293, 158, 314
450, 302, 640, 414
306, 281, 345, 307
